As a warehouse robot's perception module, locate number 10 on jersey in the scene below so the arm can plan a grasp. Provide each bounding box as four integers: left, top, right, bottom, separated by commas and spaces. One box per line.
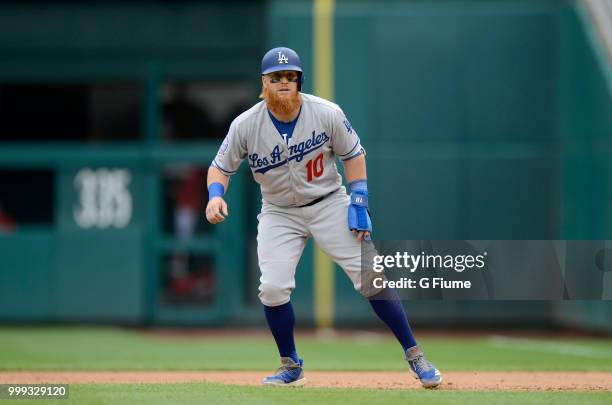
306, 153, 324, 182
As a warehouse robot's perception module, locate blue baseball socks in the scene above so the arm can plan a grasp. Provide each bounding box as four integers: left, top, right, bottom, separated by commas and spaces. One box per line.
263, 302, 299, 363
369, 288, 417, 351
264, 292, 415, 360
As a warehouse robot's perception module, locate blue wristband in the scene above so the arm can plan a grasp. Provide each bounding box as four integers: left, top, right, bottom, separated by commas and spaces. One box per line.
349, 179, 368, 193
208, 182, 225, 200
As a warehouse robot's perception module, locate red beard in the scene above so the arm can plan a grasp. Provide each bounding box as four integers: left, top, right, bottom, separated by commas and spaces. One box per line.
263, 87, 302, 117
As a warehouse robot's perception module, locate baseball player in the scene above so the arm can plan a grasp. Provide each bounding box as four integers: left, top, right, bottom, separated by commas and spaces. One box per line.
205, 47, 441, 388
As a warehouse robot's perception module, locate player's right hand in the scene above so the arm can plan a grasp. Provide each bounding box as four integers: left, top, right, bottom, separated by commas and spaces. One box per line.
205, 197, 228, 224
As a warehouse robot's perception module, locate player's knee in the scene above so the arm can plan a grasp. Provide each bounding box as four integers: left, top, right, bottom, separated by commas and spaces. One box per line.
355, 279, 384, 298
258, 283, 292, 306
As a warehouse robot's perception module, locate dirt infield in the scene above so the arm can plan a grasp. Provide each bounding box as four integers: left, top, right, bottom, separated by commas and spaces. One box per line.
1, 371, 611, 391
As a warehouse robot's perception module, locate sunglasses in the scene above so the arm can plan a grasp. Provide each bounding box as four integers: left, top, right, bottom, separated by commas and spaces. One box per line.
266, 72, 300, 83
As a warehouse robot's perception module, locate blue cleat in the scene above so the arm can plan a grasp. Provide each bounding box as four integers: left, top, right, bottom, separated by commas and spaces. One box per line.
405, 345, 442, 388
262, 357, 307, 387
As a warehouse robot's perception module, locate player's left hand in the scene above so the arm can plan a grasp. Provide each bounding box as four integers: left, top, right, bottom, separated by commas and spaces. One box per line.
352, 229, 370, 241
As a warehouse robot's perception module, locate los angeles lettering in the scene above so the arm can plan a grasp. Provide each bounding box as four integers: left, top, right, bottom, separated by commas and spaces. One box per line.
249, 130, 329, 174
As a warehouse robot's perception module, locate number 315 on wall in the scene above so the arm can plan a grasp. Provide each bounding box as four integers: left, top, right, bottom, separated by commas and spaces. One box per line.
73, 168, 133, 229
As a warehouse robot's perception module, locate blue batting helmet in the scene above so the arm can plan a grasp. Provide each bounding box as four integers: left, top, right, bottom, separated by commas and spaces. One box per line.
261, 47, 304, 88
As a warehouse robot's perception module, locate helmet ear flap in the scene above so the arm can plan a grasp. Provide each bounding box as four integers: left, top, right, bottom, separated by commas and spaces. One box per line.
299, 73, 304, 91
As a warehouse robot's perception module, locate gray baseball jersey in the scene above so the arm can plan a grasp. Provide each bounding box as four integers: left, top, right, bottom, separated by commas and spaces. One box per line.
211, 93, 363, 207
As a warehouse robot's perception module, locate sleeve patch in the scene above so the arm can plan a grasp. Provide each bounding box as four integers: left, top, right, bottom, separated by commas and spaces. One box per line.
218, 138, 230, 156
343, 119, 353, 134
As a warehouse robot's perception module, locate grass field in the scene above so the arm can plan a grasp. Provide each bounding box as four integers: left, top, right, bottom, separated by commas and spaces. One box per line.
22, 384, 612, 405
0, 327, 611, 404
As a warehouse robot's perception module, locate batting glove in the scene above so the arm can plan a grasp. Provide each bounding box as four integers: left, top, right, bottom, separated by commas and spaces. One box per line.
348, 179, 372, 237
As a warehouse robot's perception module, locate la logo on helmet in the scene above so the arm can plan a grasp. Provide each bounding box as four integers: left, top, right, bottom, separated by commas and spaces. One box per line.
277, 52, 289, 64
